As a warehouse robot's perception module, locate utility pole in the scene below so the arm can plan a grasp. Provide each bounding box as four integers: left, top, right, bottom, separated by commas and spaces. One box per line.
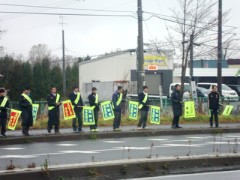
60, 16, 66, 97
190, 34, 194, 81
137, 0, 145, 93
217, 0, 223, 95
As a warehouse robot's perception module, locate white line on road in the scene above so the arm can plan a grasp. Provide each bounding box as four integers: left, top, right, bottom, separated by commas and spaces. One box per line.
56, 144, 78, 147
103, 141, 125, 143
0, 147, 25, 150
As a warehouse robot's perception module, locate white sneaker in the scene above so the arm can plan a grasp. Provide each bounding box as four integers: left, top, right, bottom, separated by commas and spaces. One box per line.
137, 127, 142, 130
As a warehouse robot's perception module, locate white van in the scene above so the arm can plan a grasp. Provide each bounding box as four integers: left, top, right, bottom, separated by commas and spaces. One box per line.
169, 83, 191, 98
197, 83, 238, 101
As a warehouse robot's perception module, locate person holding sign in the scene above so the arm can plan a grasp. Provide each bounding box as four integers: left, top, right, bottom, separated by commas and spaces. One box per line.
171, 84, 183, 129
137, 86, 149, 130
208, 85, 220, 128
19, 86, 34, 136
47, 87, 61, 134
69, 86, 84, 133
0, 88, 9, 137
88, 87, 99, 132
112, 86, 123, 131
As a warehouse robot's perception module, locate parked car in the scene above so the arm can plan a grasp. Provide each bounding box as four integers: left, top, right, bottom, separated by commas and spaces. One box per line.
197, 83, 238, 101
197, 87, 210, 98
227, 85, 240, 96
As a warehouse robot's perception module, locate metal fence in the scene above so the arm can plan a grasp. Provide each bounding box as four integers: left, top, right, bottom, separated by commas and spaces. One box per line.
9, 97, 240, 119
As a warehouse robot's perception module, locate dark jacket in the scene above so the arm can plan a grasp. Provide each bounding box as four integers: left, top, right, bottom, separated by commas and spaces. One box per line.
138, 92, 149, 111
19, 94, 33, 112
47, 93, 61, 112
171, 90, 182, 116
88, 93, 99, 111
19, 93, 34, 126
0, 96, 9, 119
69, 92, 84, 111
112, 91, 122, 112
208, 91, 220, 110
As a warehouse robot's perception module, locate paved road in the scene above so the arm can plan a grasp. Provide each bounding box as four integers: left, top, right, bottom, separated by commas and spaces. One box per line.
4, 123, 240, 137
129, 170, 240, 180
0, 133, 240, 171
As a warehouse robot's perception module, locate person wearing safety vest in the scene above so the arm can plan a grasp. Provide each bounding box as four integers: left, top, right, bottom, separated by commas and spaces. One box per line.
137, 86, 150, 130
112, 86, 123, 131
19, 86, 34, 136
88, 87, 99, 132
0, 88, 9, 138
69, 86, 84, 133
47, 86, 61, 134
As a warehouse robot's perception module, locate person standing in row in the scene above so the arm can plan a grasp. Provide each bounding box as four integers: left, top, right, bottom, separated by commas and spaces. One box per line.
208, 85, 220, 128
47, 87, 61, 134
0, 88, 9, 137
171, 84, 182, 129
112, 86, 123, 131
88, 87, 99, 132
19, 86, 33, 136
137, 86, 149, 130
69, 86, 84, 133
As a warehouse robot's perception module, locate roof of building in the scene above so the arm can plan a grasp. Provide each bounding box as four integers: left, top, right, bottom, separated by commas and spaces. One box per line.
227, 59, 240, 65
79, 49, 136, 65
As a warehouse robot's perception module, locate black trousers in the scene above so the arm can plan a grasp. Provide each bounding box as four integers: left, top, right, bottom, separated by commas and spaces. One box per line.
113, 111, 121, 129
90, 110, 99, 130
138, 110, 148, 128
210, 109, 219, 127
72, 109, 82, 131
0, 118, 7, 134
48, 109, 60, 133
172, 116, 180, 127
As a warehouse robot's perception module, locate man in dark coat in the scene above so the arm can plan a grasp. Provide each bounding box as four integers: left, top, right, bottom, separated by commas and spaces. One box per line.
19, 86, 33, 136
137, 86, 149, 130
112, 86, 123, 131
171, 84, 182, 128
88, 87, 99, 132
47, 87, 61, 134
69, 86, 84, 132
208, 85, 220, 128
0, 88, 9, 137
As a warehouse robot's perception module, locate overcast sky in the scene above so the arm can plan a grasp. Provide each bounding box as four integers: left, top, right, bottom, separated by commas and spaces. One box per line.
0, 0, 239, 59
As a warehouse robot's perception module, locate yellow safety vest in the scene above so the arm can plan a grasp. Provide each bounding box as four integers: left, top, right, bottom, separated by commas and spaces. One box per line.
116, 93, 123, 106
21, 93, 33, 105
48, 93, 60, 110
138, 93, 148, 109
0, 97, 8, 107
95, 94, 99, 104
74, 92, 81, 105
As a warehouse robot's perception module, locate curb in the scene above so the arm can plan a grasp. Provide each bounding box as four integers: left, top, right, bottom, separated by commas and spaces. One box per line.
0, 127, 240, 145
0, 154, 240, 179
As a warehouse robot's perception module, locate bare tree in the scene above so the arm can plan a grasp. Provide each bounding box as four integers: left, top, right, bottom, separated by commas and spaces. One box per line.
29, 44, 51, 63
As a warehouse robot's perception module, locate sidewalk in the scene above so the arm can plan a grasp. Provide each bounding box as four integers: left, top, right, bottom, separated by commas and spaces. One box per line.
5, 123, 240, 136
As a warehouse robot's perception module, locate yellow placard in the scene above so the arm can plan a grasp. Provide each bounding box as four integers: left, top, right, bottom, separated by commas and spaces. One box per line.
150, 106, 161, 125
62, 100, 76, 120
8, 109, 22, 130
32, 104, 39, 124
184, 101, 196, 118
222, 105, 234, 116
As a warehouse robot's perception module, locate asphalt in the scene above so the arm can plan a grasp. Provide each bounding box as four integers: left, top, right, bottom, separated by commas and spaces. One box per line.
0, 132, 240, 171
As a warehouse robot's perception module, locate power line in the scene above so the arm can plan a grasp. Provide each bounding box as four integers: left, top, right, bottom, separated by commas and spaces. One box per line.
0, 3, 135, 14
0, 11, 137, 18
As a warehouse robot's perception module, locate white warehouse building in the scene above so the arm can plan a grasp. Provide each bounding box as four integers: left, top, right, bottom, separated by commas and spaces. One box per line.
79, 49, 174, 100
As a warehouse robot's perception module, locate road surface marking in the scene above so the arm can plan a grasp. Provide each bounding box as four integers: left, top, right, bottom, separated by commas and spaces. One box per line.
56, 144, 78, 147
103, 140, 125, 143
148, 139, 168, 141
59, 150, 99, 154
0, 147, 25, 150
0, 155, 37, 159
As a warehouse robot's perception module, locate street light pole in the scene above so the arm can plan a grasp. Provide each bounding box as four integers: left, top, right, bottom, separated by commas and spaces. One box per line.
137, 0, 145, 93
190, 34, 194, 81
217, 0, 223, 95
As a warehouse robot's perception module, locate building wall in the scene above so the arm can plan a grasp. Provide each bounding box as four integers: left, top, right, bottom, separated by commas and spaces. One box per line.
228, 65, 240, 68
79, 52, 136, 90
193, 60, 228, 68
